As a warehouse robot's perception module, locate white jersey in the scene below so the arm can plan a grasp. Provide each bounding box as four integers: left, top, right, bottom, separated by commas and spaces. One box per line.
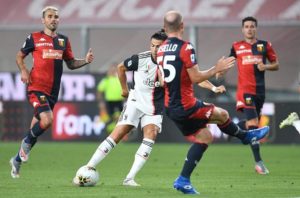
124, 51, 164, 115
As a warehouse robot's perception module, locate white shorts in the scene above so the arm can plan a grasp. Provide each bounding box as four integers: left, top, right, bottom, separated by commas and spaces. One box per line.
117, 102, 163, 133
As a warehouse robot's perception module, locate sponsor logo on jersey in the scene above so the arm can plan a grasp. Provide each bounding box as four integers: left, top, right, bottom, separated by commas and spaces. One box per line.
58, 38, 65, 47
143, 78, 160, 88
42, 49, 63, 59
35, 42, 54, 47
185, 44, 194, 50
39, 38, 46, 41
257, 44, 264, 52
242, 55, 262, 65
239, 45, 245, 49
236, 49, 252, 55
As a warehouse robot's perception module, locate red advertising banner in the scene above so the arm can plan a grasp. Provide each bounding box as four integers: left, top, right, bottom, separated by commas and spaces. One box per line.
0, 0, 299, 26
52, 102, 106, 140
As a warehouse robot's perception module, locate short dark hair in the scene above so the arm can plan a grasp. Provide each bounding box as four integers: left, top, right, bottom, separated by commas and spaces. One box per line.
242, 16, 258, 27
151, 29, 168, 41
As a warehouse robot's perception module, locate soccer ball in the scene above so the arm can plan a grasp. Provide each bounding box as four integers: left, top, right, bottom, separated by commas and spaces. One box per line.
73, 165, 99, 187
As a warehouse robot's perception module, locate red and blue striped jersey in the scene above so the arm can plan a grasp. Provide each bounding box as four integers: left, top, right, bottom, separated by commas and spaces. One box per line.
21, 31, 74, 98
230, 40, 277, 97
157, 37, 198, 118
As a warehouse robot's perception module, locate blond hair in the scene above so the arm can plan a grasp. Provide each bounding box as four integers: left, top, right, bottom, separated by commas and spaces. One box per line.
42, 6, 58, 18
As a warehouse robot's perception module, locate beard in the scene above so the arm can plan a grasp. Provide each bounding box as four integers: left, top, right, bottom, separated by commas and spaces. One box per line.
47, 24, 57, 32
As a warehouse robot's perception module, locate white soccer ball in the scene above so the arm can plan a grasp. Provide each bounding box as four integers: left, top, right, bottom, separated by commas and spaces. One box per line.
73, 165, 99, 187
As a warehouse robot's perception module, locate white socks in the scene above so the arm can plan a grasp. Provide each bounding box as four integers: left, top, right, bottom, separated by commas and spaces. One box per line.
125, 138, 154, 180
87, 137, 116, 168
293, 120, 300, 134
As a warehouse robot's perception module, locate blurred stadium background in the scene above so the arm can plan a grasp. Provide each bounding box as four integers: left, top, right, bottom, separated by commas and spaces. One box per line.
0, 0, 299, 144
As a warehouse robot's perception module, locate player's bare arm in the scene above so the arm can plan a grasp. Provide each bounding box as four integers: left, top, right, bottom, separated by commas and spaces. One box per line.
117, 62, 129, 98
66, 48, 94, 70
187, 56, 235, 83
16, 51, 31, 84
198, 80, 226, 93
257, 60, 279, 71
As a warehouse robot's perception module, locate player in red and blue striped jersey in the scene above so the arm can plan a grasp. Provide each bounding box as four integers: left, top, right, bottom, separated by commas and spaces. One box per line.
157, 11, 270, 195
229, 16, 279, 175
9, 6, 94, 179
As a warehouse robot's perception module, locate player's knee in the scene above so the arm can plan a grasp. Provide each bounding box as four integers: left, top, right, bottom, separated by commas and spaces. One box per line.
212, 107, 230, 124
199, 131, 213, 144
40, 116, 53, 129
40, 119, 52, 129
143, 128, 158, 140
187, 129, 213, 144
220, 109, 229, 120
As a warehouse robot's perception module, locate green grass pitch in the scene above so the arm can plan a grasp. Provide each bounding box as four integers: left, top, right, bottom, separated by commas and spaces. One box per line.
1, 142, 300, 198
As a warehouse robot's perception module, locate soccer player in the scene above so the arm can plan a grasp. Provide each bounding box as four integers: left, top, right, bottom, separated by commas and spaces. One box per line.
229, 16, 279, 175
74, 30, 167, 187
97, 63, 124, 133
9, 6, 94, 178
157, 10, 270, 194
280, 112, 300, 134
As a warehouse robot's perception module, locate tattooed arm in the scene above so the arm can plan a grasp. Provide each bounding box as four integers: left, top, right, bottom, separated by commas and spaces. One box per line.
66, 48, 94, 70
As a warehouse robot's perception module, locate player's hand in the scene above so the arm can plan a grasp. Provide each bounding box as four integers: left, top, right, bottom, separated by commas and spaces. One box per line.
257, 60, 266, 71
215, 56, 235, 73
216, 71, 226, 79
85, 48, 94, 64
20, 68, 31, 84
121, 89, 129, 98
212, 85, 226, 93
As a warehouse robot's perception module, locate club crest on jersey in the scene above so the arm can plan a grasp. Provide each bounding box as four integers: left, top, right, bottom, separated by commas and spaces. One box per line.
245, 97, 252, 105
39, 95, 47, 104
257, 44, 264, 52
58, 38, 65, 47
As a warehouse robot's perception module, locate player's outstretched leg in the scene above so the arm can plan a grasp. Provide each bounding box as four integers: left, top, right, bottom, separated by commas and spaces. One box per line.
9, 157, 21, 178
241, 126, 270, 145
279, 112, 299, 129
173, 176, 200, 194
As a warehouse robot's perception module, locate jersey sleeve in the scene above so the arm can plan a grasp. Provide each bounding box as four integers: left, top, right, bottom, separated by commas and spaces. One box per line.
180, 42, 197, 69
20, 34, 34, 55
63, 38, 75, 61
124, 54, 139, 71
266, 42, 277, 62
229, 45, 236, 57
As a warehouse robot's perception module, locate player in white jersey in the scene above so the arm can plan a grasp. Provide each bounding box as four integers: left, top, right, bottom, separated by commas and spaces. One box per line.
73, 30, 168, 187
